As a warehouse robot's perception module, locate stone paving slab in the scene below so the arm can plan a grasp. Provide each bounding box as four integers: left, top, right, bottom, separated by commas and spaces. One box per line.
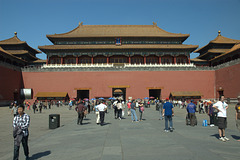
0, 104, 240, 160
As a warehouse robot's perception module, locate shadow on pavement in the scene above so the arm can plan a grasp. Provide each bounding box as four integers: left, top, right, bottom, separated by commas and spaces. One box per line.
81, 122, 91, 125
231, 135, 240, 140
210, 134, 219, 139
30, 150, 51, 160
101, 123, 111, 126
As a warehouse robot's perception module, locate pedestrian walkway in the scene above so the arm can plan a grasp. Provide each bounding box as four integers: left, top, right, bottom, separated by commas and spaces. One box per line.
1, 105, 240, 160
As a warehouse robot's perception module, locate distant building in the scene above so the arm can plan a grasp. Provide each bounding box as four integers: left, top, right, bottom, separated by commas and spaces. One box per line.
192, 31, 240, 66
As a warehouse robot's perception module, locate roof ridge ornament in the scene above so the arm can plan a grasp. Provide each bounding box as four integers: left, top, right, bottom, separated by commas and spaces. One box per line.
14, 32, 17, 36
79, 22, 83, 26
218, 30, 221, 36
153, 22, 157, 26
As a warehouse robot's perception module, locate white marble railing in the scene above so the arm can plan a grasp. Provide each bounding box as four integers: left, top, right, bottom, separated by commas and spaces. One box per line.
41, 63, 196, 68
124, 63, 196, 67
42, 63, 114, 68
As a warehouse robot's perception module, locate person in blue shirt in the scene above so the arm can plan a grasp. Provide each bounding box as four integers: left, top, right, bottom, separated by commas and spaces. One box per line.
162, 98, 174, 132
187, 100, 197, 126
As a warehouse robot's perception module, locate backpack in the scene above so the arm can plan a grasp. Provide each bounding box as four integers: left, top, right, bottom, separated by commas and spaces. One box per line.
140, 106, 144, 112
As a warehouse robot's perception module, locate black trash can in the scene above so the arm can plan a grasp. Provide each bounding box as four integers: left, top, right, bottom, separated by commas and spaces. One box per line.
49, 114, 60, 129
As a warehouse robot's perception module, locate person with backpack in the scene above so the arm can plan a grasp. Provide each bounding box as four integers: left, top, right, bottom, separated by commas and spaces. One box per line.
186, 100, 197, 126
139, 101, 144, 121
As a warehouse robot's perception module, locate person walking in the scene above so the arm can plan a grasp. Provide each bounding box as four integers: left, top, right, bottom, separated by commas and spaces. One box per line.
139, 102, 144, 121
159, 100, 164, 120
117, 100, 123, 120
213, 95, 229, 142
235, 96, 240, 141
39, 102, 43, 113
208, 101, 215, 127
75, 101, 86, 125
96, 101, 108, 126
13, 104, 30, 160
113, 100, 118, 119
127, 100, 131, 116
162, 98, 174, 132
94, 102, 100, 125
186, 100, 197, 126
130, 100, 139, 122
11, 102, 18, 117
32, 102, 37, 114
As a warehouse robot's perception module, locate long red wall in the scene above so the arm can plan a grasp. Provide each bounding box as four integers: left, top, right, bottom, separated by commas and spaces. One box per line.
0, 65, 23, 102
22, 70, 215, 100
215, 63, 240, 98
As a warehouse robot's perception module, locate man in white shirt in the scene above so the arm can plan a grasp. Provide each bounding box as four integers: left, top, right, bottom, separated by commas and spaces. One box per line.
96, 101, 108, 126
213, 95, 229, 142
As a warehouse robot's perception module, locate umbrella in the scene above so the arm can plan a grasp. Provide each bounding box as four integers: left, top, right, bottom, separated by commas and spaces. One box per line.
149, 96, 155, 99
109, 97, 113, 100
144, 97, 149, 99
91, 98, 96, 101
99, 97, 104, 100
84, 98, 89, 101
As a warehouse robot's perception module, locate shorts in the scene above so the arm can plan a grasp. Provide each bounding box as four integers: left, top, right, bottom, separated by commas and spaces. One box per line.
218, 117, 227, 129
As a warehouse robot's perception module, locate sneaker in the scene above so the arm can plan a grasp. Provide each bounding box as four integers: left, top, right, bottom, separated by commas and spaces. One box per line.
164, 129, 169, 132
223, 137, 230, 141
170, 128, 173, 132
219, 137, 226, 142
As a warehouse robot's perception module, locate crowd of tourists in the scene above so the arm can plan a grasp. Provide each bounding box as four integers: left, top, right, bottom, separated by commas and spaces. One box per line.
9, 95, 240, 159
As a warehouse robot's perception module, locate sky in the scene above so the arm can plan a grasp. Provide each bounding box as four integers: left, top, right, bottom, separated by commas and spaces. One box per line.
0, 0, 240, 60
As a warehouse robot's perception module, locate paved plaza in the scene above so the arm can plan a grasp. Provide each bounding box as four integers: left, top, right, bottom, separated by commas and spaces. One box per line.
0, 104, 239, 160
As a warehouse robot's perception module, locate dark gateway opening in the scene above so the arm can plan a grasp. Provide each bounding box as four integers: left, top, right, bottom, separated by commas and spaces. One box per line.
77, 90, 89, 100
112, 88, 126, 101
149, 89, 161, 100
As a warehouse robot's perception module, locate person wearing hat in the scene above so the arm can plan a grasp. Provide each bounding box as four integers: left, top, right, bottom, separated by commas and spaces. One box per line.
13, 104, 30, 160
162, 98, 174, 132
186, 99, 197, 126
235, 96, 240, 141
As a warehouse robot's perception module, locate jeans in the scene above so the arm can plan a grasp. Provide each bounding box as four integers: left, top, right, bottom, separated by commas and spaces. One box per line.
159, 107, 163, 120
77, 112, 84, 125
99, 111, 105, 125
131, 109, 138, 121
164, 115, 173, 130
13, 136, 29, 160
209, 114, 214, 125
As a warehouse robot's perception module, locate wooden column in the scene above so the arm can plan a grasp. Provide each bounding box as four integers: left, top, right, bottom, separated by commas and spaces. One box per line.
188, 57, 191, 64
144, 55, 146, 64
174, 56, 176, 64
129, 56, 131, 64
91, 56, 94, 64
76, 56, 79, 64
107, 57, 109, 64
159, 56, 161, 64
46, 56, 49, 65
61, 57, 63, 64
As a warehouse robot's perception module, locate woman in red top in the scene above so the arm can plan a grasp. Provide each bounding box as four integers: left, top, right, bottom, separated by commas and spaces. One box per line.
127, 101, 131, 116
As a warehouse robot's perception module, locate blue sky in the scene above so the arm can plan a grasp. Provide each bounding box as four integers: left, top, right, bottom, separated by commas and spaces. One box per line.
0, 0, 239, 60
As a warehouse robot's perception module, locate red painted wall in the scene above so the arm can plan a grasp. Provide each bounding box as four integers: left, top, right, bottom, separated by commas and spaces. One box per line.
22, 70, 215, 101
0, 65, 23, 102
215, 63, 240, 98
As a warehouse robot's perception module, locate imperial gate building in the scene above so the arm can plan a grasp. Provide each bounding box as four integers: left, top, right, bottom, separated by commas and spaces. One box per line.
0, 23, 239, 105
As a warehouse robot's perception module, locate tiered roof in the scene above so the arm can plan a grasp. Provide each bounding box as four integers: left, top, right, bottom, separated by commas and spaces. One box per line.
193, 31, 240, 63
0, 32, 41, 62
47, 23, 189, 40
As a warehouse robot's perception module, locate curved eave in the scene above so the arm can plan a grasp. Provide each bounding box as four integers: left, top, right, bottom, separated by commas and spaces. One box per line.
39, 44, 198, 53
0, 47, 27, 63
